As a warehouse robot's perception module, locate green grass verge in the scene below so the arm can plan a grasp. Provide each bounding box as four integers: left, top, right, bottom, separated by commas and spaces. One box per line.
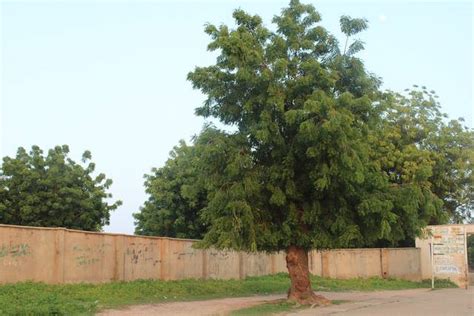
230, 300, 304, 315
331, 299, 351, 305
0, 274, 457, 315
310, 275, 457, 292
230, 299, 353, 315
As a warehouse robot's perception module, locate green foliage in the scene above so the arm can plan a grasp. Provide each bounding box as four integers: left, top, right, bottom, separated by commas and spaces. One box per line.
138, 0, 471, 246
312, 276, 457, 291
0, 145, 121, 231
468, 234, 474, 270
339, 15, 368, 57
230, 300, 304, 315
134, 141, 208, 238
375, 89, 473, 224
186, 0, 459, 252
0, 274, 455, 315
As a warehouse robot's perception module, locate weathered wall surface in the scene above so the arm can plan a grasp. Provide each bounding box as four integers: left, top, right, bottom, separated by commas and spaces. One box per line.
307, 248, 421, 281
0, 225, 60, 284
416, 224, 474, 289
1, 224, 420, 284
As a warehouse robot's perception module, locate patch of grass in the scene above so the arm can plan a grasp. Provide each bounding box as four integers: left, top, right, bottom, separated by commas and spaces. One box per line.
419, 278, 458, 289
231, 298, 352, 315
230, 300, 303, 315
310, 275, 457, 292
0, 273, 457, 315
0, 275, 290, 315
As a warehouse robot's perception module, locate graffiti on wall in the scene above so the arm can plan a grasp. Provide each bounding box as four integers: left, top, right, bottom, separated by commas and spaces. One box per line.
209, 250, 232, 260
173, 249, 198, 260
72, 243, 111, 267
125, 242, 160, 266
206, 250, 239, 278
0, 243, 31, 266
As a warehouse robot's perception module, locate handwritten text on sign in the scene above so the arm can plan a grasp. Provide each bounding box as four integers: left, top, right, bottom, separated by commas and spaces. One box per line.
432, 226, 465, 275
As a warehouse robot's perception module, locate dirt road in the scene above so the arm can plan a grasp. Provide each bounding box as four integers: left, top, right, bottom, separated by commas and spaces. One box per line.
98, 295, 284, 316
99, 287, 473, 316
289, 287, 473, 316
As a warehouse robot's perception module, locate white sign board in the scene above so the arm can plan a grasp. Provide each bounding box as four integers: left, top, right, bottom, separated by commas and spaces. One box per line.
432, 226, 465, 275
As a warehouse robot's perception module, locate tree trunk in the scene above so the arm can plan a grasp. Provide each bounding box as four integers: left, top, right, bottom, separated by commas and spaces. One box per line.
286, 245, 330, 305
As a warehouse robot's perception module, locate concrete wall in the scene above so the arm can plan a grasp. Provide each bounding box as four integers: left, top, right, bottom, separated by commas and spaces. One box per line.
1, 224, 420, 284
416, 224, 474, 289
0, 225, 61, 284
306, 248, 421, 281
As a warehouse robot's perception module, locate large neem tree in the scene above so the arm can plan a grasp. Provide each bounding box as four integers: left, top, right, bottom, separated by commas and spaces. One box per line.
0, 145, 121, 231
186, 0, 448, 304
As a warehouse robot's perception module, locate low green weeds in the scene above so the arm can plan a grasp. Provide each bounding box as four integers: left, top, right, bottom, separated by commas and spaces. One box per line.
230, 300, 303, 315
0, 273, 456, 315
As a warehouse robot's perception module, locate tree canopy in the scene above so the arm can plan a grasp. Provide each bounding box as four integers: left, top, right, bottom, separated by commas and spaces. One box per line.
137, 0, 473, 246
186, 0, 448, 253
134, 140, 208, 239
135, 93, 473, 243
0, 145, 121, 231
376, 89, 473, 225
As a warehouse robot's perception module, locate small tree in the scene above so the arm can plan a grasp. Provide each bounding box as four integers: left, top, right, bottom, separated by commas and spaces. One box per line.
134, 140, 208, 239
0, 145, 121, 231
187, 0, 447, 304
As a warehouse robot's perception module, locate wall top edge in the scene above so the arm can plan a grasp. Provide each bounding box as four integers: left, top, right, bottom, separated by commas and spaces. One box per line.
0, 223, 436, 251
0, 224, 200, 242
426, 224, 474, 228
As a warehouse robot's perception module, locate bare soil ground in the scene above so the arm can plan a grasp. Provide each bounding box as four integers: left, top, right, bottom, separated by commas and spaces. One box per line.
98, 294, 284, 316
289, 287, 474, 316
99, 288, 473, 316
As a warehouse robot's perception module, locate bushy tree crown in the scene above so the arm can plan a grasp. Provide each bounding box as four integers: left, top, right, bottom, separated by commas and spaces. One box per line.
0, 145, 121, 231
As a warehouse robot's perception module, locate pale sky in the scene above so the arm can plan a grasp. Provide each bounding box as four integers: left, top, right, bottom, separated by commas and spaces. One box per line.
1, 0, 472, 235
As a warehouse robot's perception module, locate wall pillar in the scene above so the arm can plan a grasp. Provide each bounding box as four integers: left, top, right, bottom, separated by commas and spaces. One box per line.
202, 249, 208, 279
238, 252, 244, 279
380, 248, 389, 278
114, 235, 125, 281
53, 229, 65, 284
321, 251, 330, 278
271, 254, 276, 274
160, 239, 170, 280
